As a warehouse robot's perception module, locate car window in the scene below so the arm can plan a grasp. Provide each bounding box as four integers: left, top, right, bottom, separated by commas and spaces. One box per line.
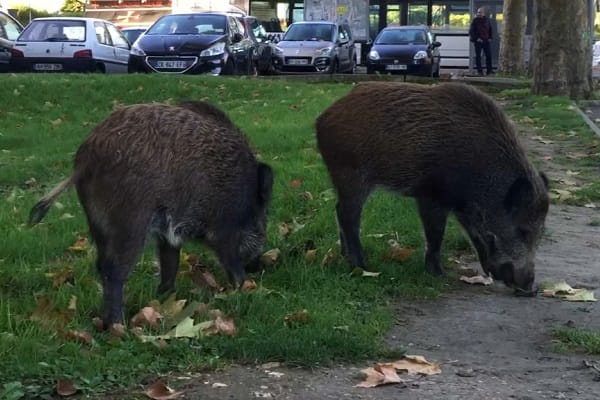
94, 22, 111, 45
147, 15, 226, 35
284, 24, 333, 42
106, 23, 129, 48
19, 20, 86, 42
0, 12, 22, 40
375, 29, 425, 45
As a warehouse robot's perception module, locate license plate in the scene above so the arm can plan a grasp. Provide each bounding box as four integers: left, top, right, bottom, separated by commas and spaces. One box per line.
288, 59, 308, 65
386, 64, 407, 70
34, 63, 63, 71
156, 60, 188, 69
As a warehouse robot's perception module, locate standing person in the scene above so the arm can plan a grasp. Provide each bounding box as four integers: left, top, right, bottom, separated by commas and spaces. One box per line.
469, 7, 493, 75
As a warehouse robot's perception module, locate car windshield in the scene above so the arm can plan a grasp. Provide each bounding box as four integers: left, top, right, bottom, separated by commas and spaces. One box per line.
283, 23, 334, 42
18, 20, 86, 42
375, 29, 427, 45
146, 14, 226, 35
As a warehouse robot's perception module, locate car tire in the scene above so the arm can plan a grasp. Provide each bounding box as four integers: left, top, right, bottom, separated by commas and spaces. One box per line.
222, 57, 235, 75
329, 59, 338, 74
94, 63, 106, 73
345, 55, 356, 74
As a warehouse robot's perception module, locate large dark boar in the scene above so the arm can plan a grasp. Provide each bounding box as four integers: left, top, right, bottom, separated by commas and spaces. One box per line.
30, 101, 274, 327
316, 82, 549, 294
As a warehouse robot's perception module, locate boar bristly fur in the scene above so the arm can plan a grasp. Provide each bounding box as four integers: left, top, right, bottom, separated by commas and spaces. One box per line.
30, 101, 274, 327
316, 82, 549, 294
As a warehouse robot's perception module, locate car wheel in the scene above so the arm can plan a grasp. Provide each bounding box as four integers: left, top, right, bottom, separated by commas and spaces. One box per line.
94, 63, 106, 73
345, 55, 356, 74
222, 57, 235, 75
329, 58, 339, 74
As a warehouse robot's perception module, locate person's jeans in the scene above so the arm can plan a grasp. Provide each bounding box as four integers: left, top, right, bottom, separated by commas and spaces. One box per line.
474, 40, 493, 75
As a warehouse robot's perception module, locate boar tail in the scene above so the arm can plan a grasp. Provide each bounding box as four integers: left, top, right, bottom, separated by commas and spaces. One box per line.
29, 176, 75, 225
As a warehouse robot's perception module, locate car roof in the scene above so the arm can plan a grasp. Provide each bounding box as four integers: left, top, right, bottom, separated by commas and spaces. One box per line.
290, 21, 338, 26
30, 17, 112, 23
382, 24, 428, 31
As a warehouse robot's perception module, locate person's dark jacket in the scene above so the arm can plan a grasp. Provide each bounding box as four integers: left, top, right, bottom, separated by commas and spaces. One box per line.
469, 16, 492, 43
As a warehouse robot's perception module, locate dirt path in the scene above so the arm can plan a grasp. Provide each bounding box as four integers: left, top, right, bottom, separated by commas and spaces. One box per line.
110, 96, 600, 400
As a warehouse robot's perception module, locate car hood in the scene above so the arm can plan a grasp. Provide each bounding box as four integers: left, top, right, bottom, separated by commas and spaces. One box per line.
276, 40, 334, 56
371, 43, 428, 57
138, 34, 225, 55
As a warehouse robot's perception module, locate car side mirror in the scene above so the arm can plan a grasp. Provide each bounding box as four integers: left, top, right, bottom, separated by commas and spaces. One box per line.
232, 32, 243, 43
432, 41, 442, 48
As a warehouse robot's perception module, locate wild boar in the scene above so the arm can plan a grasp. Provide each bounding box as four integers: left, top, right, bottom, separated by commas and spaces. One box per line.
315, 82, 549, 294
29, 100, 274, 328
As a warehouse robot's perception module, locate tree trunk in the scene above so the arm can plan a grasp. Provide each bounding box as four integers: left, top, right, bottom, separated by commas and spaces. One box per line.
499, 0, 526, 74
531, 0, 592, 99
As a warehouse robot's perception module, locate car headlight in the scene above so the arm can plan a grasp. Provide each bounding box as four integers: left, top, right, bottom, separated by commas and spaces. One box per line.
274, 46, 283, 56
414, 50, 428, 60
200, 42, 225, 57
130, 43, 146, 56
315, 46, 333, 56
368, 50, 380, 60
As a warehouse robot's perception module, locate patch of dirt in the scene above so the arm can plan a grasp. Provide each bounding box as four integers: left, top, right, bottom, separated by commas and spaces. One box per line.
110, 99, 600, 400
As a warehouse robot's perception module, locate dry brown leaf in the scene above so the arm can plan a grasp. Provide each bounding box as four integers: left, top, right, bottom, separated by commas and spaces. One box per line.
460, 275, 493, 285
300, 191, 313, 201
260, 248, 281, 266
56, 379, 77, 397
67, 295, 77, 313
130, 306, 163, 328
392, 355, 442, 375
284, 309, 309, 326
145, 380, 183, 400
151, 294, 187, 320
288, 178, 303, 188
57, 329, 93, 345
45, 267, 74, 288
278, 222, 291, 237
241, 279, 257, 292
355, 364, 402, 388
30, 295, 71, 327
92, 317, 105, 332
51, 118, 63, 126
109, 323, 126, 338
305, 249, 317, 261
321, 248, 336, 266
189, 266, 219, 289
67, 236, 88, 252
383, 240, 415, 262
213, 315, 237, 336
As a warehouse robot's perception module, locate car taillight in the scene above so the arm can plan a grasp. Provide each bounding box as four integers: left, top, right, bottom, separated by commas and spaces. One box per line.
74, 49, 92, 58
10, 48, 24, 57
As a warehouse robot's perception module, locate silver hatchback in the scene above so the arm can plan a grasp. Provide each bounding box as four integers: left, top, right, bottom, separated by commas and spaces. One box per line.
272, 21, 355, 74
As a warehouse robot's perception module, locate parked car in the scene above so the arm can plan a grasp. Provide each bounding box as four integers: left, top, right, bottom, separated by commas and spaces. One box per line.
272, 21, 356, 74
0, 10, 24, 72
9, 17, 130, 73
367, 25, 441, 77
128, 12, 257, 75
120, 26, 146, 45
244, 15, 274, 74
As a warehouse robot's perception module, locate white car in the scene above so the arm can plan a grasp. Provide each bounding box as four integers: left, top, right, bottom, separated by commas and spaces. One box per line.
593, 40, 600, 67
0, 10, 23, 72
9, 17, 130, 73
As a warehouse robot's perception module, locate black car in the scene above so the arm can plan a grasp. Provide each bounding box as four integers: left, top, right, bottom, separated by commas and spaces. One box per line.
367, 25, 441, 77
128, 12, 257, 75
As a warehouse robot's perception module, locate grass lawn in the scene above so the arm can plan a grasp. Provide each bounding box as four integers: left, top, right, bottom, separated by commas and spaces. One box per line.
0, 74, 598, 398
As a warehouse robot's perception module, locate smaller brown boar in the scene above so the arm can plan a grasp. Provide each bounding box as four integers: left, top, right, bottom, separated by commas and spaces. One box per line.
315, 82, 549, 294
29, 100, 273, 328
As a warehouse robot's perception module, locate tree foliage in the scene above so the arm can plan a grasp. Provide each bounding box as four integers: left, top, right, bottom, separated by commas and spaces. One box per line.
61, 0, 86, 14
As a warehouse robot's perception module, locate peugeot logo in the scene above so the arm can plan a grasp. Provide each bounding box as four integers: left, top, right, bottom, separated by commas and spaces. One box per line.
295, 49, 300, 55
169, 46, 175, 52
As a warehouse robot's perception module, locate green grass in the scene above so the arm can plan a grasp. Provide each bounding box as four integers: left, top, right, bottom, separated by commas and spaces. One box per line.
554, 327, 600, 354
0, 74, 458, 396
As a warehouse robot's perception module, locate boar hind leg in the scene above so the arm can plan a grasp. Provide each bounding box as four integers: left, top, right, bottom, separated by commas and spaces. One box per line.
416, 198, 449, 275
336, 189, 370, 269
157, 238, 181, 295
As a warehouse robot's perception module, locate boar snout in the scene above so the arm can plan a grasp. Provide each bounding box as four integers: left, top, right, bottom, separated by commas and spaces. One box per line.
491, 262, 535, 295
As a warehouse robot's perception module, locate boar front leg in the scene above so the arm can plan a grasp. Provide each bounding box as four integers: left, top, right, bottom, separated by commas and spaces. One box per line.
157, 238, 181, 295
416, 198, 449, 275
336, 191, 369, 269
214, 231, 246, 288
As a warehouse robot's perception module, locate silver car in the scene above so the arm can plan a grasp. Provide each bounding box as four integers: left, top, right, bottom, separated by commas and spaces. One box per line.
0, 10, 23, 72
273, 21, 355, 74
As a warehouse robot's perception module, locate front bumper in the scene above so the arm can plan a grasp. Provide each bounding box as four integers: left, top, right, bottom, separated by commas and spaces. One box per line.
128, 54, 228, 75
366, 59, 433, 76
272, 55, 332, 73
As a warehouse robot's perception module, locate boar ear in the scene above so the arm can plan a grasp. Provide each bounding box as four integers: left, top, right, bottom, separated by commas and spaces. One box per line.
257, 162, 274, 206
503, 177, 533, 214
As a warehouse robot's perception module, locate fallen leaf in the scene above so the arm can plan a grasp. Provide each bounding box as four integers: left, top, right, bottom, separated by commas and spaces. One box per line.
67, 295, 77, 313
383, 240, 415, 262
549, 189, 572, 200
460, 275, 493, 285
109, 323, 126, 338
260, 248, 281, 266
392, 355, 442, 375
284, 309, 309, 326
212, 382, 228, 388
45, 267, 74, 288
51, 118, 63, 126
541, 281, 597, 302
57, 329, 93, 345
300, 191, 313, 201
56, 379, 77, 397
189, 266, 219, 289
565, 152, 589, 160
566, 170, 581, 176
210, 313, 237, 337
145, 380, 182, 400
278, 222, 291, 237
321, 248, 336, 266
151, 294, 187, 321
241, 279, 258, 292
30, 295, 71, 327
584, 203, 597, 208
355, 364, 402, 388
305, 249, 317, 261
67, 236, 88, 252
350, 267, 381, 278
531, 135, 554, 144
563, 290, 597, 302
130, 306, 163, 328
288, 178, 303, 188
